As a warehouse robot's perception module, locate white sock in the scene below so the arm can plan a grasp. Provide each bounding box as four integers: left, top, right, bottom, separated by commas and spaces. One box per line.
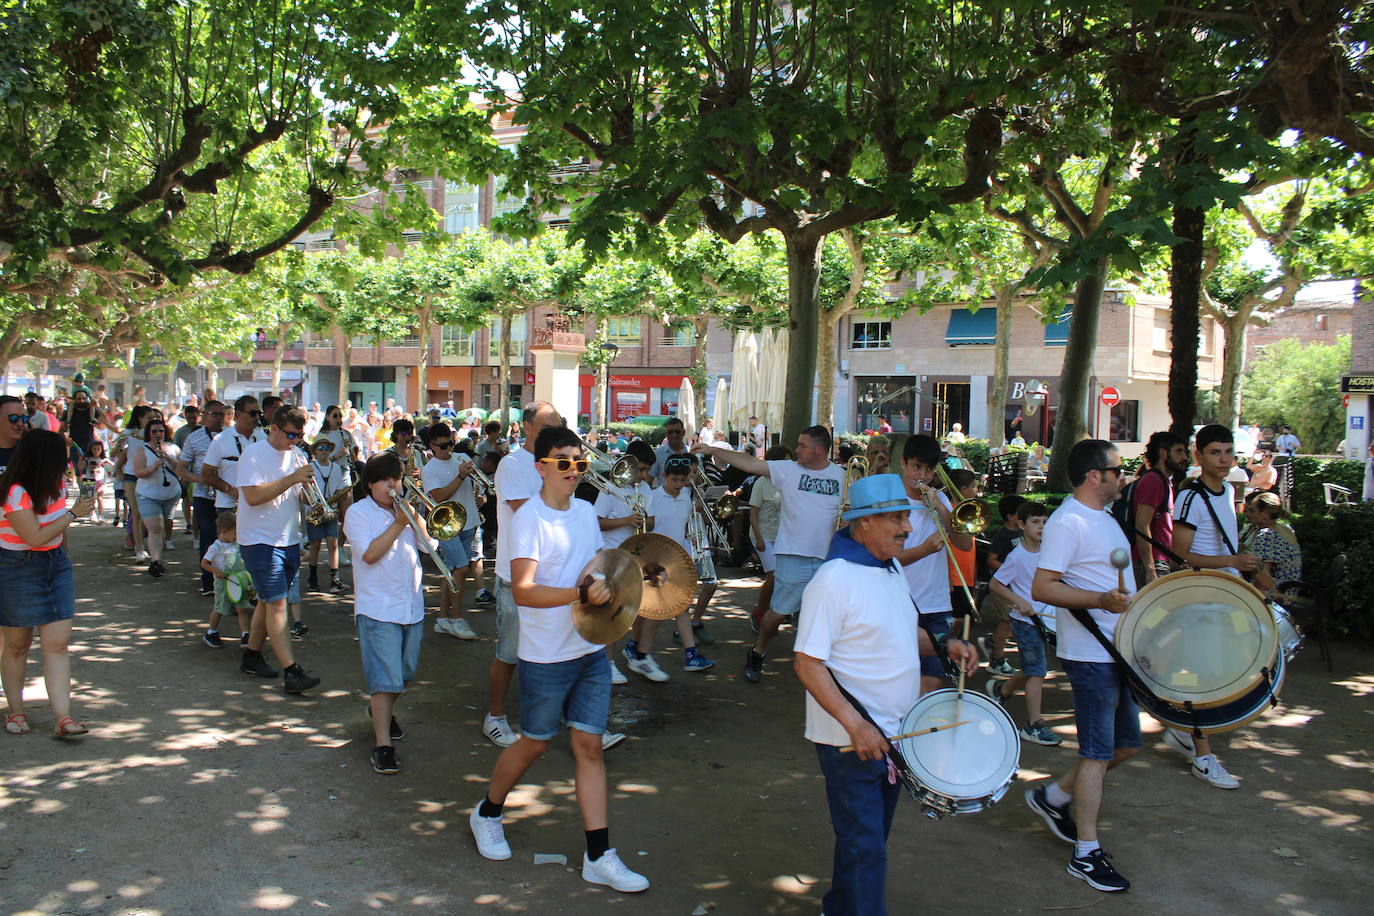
1075, 840, 1101, 858
1046, 782, 1073, 808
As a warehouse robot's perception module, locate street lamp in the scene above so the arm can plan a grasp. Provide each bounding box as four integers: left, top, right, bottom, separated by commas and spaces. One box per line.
600, 342, 620, 428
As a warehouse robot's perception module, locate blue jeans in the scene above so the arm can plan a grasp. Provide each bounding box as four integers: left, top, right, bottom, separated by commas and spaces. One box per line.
356, 615, 423, 693
193, 497, 218, 590
815, 743, 901, 916
1010, 617, 1047, 678
918, 611, 953, 679
1062, 660, 1142, 761
516, 650, 611, 740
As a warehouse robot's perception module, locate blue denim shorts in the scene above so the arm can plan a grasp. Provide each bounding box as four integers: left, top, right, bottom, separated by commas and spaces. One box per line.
239, 543, 301, 604
1010, 617, 1048, 678
438, 527, 476, 570
517, 650, 611, 740
0, 546, 75, 628
305, 519, 339, 542
494, 578, 519, 664
919, 611, 953, 679
1062, 660, 1142, 761
136, 493, 181, 519
356, 615, 423, 694
773, 553, 825, 616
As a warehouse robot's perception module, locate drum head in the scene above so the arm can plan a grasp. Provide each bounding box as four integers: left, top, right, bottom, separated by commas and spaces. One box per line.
1134, 648, 1286, 736
225, 570, 254, 604
1116, 570, 1278, 709
896, 689, 1019, 802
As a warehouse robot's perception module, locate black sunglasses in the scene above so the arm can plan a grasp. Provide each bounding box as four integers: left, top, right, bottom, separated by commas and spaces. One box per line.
245, 409, 263, 417
1095, 466, 1124, 478
5, 413, 28, 424
430, 440, 453, 449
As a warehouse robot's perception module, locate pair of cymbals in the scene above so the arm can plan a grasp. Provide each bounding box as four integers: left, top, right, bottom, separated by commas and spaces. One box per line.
571, 535, 699, 643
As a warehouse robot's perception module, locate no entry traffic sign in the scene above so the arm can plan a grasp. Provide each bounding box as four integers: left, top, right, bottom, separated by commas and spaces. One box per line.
1100, 386, 1121, 408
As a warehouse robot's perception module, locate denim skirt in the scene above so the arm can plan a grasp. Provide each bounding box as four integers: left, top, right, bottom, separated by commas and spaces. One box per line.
0, 546, 76, 627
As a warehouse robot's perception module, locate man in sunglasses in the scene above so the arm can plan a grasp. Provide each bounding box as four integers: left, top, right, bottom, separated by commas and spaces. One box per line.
235, 405, 321, 695
0, 394, 26, 477
203, 396, 267, 521
177, 401, 229, 595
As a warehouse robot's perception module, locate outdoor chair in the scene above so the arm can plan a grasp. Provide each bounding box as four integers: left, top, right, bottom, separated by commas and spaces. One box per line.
1323, 483, 1353, 508
1278, 552, 1344, 672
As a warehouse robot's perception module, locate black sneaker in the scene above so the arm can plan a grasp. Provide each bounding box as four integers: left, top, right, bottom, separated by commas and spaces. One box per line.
307, 571, 319, 592
149, 560, 165, 578
475, 589, 495, 605
329, 575, 346, 594
371, 745, 400, 775
240, 632, 250, 647
1025, 785, 1077, 843
241, 650, 279, 679
200, 584, 213, 597
203, 631, 224, 648
369, 708, 405, 741
283, 666, 321, 695
1067, 848, 1130, 892
290, 621, 308, 639
743, 650, 764, 684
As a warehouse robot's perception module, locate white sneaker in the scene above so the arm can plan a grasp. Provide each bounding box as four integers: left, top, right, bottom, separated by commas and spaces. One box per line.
434, 617, 454, 636
1191, 754, 1240, 789
627, 655, 670, 683
1162, 729, 1195, 760
582, 849, 649, 893
602, 731, 626, 751
135, 548, 149, 562
483, 714, 517, 748
449, 617, 477, 640
164, 539, 175, 551
469, 806, 511, 860
609, 662, 628, 686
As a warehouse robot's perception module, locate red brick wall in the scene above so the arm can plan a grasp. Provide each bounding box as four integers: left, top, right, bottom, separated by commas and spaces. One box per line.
1246, 304, 1353, 364
1352, 298, 1374, 373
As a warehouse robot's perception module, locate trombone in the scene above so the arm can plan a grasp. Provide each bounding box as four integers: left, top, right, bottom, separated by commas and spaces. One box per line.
388, 487, 460, 591
466, 464, 495, 497
836, 456, 869, 529
580, 436, 649, 530
403, 481, 467, 540
932, 461, 989, 535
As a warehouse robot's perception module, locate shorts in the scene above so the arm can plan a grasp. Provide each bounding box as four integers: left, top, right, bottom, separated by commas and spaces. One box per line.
356, 614, 423, 694
950, 586, 975, 618
239, 543, 301, 604
773, 553, 825, 617
981, 589, 1012, 622
1061, 660, 1142, 761
695, 556, 717, 584
494, 578, 520, 664
212, 574, 254, 617
0, 546, 75, 627
438, 527, 477, 570
919, 611, 953, 679
754, 538, 776, 574
1009, 617, 1047, 678
136, 494, 181, 519
305, 519, 340, 542
517, 650, 611, 740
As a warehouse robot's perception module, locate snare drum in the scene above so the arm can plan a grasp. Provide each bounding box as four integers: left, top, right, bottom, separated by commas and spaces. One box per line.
895, 689, 1019, 820
1116, 570, 1279, 709
1269, 600, 1304, 663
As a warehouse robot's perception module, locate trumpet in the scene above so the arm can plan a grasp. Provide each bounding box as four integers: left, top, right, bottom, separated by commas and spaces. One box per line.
387, 487, 460, 591
466, 464, 495, 497
837, 456, 869, 528
302, 476, 338, 526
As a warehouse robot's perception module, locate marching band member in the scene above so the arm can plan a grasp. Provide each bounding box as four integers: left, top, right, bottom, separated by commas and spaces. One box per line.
202, 396, 267, 522
344, 452, 428, 775
793, 474, 978, 916
421, 422, 484, 641
594, 440, 656, 684
1027, 439, 1137, 893
386, 417, 424, 480
235, 406, 321, 695
1163, 424, 1259, 789
304, 438, 349, 594
469, 425, 650, 894
694, 425, 844, 684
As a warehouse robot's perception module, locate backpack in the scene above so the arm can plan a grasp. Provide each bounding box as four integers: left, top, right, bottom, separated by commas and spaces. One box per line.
1109, 467, 1167, 546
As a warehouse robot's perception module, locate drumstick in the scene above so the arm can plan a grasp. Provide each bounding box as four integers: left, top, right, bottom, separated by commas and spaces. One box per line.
839, 721, 972, 753
1110, 548, 1130, 593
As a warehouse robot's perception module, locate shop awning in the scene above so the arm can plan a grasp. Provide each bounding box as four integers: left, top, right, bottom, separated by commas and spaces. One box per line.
1045, 310, 1073, 346
945, 308, 996, 346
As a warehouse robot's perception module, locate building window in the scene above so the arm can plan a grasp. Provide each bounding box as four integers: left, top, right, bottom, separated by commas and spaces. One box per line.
386, 332, 420, 348
445, 182, 480, 233
488, 316, 528, 359
850, 320, 892, 350
441, 325, 477, 357
662, 323, 696, 347
304, 331, 334, 349
350, 335, 375, 348
1152, 310, 1170, 352
855, 377, 916, 434
605, 316, 642, 346
1109, 400, 1140, 443
1315, 314, 1328, 331
493, 176, 526, 218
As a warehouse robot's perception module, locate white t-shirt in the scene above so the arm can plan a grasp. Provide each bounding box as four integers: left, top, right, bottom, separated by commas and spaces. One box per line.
901, 493, 953, 615
311, 459, 350, 501
1173, 480, 1240, 577
751, 423, 766, 449
508, 495, 602, 664
767, 460, 845, 558
423, 454, 479, 531
648, 485, 694, 553
494, 448, 543, 583
343, 496, 425, 625
796, 558, 922, 746
236, 438, 307, 547
26, 410, 51, 431
203, 538, 241, 574
993, 543, 1057, 626
204, 427, 267, 509
652, 442, 690, 483
749, 475, 781, 542
134, 441, 182, 500
1037, 496, 1137, 663
699, 426, 716, 445
595, 481, 653, 550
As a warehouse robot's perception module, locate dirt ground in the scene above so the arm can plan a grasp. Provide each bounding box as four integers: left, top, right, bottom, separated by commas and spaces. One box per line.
1, 521, 1370, 916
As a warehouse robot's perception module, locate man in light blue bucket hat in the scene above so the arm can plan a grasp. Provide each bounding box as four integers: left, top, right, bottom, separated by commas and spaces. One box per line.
793, 473, 980, 916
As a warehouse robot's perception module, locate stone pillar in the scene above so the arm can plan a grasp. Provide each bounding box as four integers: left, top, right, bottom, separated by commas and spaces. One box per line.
529, 328, 586, 427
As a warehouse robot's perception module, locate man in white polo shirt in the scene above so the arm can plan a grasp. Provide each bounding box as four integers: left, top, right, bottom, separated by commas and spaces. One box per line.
695, 424, 844, 684
236, 405, 321, 695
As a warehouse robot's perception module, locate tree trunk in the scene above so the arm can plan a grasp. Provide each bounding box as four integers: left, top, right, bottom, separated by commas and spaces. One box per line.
816, 310, 840, 431
1169, 201, 1206, 438
1046, 258, 1109, 491
781, 233, 823, 444
165, 363, 176, 405
1217, 307, 1253, 429
986, 285, 1016, 448
497, 311, 513, 425
270, 320, 289, 397
337, 327, 352, 408
593, 318, 608, 428
692, 315, 709, 426
416, 299, 433, 414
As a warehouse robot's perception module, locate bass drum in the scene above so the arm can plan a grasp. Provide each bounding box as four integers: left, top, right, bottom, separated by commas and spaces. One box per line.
1115, 570, 1278, 709
895, 689, 1020, 820
1131, 648, 1286, 736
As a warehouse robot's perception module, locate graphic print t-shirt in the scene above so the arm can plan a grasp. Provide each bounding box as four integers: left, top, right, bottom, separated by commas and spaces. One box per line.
766, 460, 845, 559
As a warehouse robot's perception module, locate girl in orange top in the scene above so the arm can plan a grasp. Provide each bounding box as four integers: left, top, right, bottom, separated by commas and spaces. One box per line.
944, 469, 980, 615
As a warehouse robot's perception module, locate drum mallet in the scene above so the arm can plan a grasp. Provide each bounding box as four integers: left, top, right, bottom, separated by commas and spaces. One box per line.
1110, 548, 1130, 593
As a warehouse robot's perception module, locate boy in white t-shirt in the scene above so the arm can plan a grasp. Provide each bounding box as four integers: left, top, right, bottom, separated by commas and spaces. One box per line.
421, 423, 484, 641
469, 426, 650, 895
594, 441, 656, 685
987, 501, 1062, 746
200, 511, 253, 649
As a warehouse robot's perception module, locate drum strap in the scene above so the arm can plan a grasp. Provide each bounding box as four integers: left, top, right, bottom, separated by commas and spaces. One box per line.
826, 670, 916, 788
1188, 480, 1239, 556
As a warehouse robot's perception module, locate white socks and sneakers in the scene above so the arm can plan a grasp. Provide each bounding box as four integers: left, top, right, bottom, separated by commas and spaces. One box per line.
1163, 730, 1239, 789
470, 802, 649, 893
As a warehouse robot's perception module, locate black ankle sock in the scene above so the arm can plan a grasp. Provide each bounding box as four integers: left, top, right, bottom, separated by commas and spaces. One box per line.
586, 827, 610, 861
479, 796, 503, 818
284, 663, 302, 676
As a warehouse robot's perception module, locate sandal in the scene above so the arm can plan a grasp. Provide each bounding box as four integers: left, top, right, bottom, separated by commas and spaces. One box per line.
53, 716, 89, 738
5, 713, 31, 735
